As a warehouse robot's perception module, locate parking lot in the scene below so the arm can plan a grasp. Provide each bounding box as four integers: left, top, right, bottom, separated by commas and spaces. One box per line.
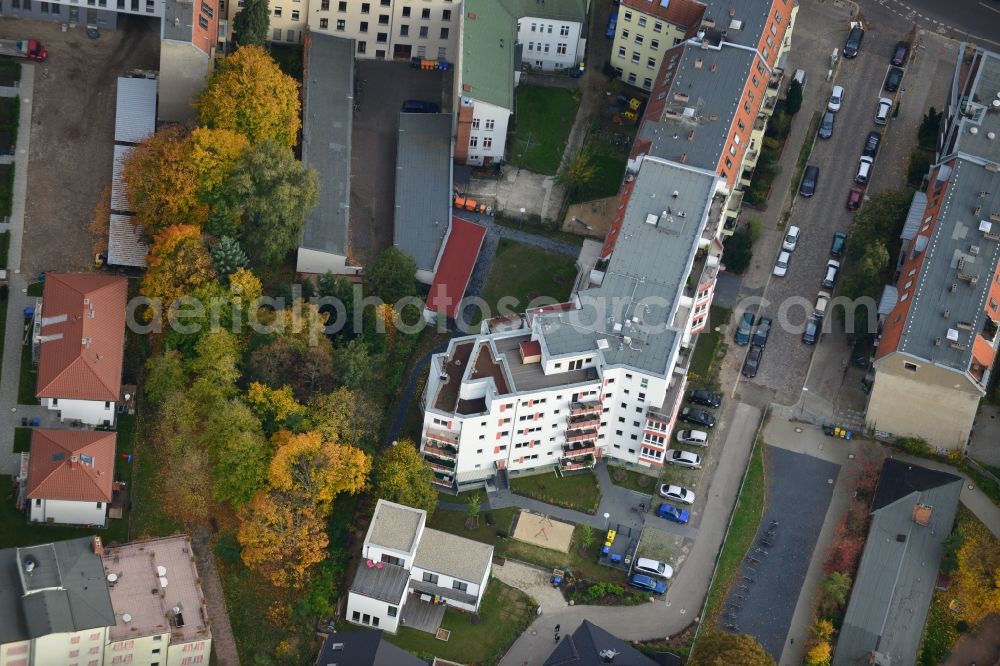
349, 60, 448, 265
0, 16, 160, 275
733, 1, 956, 411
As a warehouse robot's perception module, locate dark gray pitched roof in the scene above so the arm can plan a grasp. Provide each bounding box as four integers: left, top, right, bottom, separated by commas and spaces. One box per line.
0, 537, 115, 643
833, 460, 962, 666
315, 630, 427, 666
349, 563, 409, 604
301, 32, 355, 259
394, 113, 454, 272
543, 619, 659, 666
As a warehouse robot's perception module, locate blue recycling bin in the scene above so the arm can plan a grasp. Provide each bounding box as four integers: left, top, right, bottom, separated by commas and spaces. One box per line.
610, 553, 622, 564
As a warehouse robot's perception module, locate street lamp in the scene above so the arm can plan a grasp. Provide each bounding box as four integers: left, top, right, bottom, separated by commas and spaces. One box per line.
603, 512, 610, 530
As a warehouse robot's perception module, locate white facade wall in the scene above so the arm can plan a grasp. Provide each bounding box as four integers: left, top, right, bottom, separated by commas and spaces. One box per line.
105, 633, 170, 666
599, 366, 670, 467
296, 248, 358, 276
164, 638, 212, 666
29, 498, 107, 527
32, 627, 108, 666
0, 639, 31, 666
346, 591, 403, 633
409, 566, 484, 612
362, 539, 421, 569
464, 100, 510, 166
516, 16, 583, 71
42, 398, 116, 427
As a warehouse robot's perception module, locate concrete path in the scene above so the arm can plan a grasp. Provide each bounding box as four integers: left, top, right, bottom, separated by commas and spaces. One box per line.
191, 529, 241, 666
498, 402, 762, 666
492, 559, 568, 615
0, 65, 33, 476
969, 403, 1000, 468
383, 337, 454, 447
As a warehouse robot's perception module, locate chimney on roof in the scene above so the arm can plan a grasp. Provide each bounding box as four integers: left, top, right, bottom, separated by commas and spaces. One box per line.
93, 536, 104, 556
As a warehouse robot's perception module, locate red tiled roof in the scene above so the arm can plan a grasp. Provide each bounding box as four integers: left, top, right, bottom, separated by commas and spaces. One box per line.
26, 429, 116, 502
622, 0, 706, 28
36, 274, 128, 402
426, 217, 487, 320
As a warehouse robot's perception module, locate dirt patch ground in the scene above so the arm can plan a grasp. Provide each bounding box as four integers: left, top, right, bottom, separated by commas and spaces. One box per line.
636, 525, 690, 576
943, 614, 1000, 666
0, 16, 161, 275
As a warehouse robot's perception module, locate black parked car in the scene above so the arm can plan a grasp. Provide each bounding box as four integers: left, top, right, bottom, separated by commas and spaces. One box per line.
884, 67, 903, 92
802, 315, 822, 345
843, 25, 864, 58
680, 407, 716, 428
818, 111, 835, 139
799, 165, 819, 197
863, 130, 882, 158
751, 317, 772, 349
688, 389, 722, 409
742, 345, 762, 378
891, 40, 911, 67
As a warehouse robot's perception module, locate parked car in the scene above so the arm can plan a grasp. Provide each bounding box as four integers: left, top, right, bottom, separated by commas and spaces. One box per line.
884, 66, 904, 92
401, 99, 441, 113
846, 185, 864, 211
783, 226, 801, 252
742, 345, 763, 378
819, 111, 835, 139
629, 573, 668, 595
863, 130, 882, 158
665, 449, 703, 468
688, 389, 722, 408
815, 290, 831, 318
831, 231, 848, 258
828, 85, 845, 112
676, 429, 709, 446
822, 259, 841, 288
802, 314, 822, 345
875, 97, 892, 125
606, 10, 618, 38
734, 311, 755, 346
843, 25, 864, 58
679, 408, 716, 428
855, 156, 874, 184
800, 165, 819, 197
891, 40, 911, 67
773, 250, 791, 277
634, 557, 674, 580
752, 317, 772, 348
659, 484, 696, 505
655, 503, 691, 524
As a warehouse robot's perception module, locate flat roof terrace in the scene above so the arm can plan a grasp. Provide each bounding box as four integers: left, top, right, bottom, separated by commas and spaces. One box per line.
493, 334, 596, 392
433, 341, 474, 413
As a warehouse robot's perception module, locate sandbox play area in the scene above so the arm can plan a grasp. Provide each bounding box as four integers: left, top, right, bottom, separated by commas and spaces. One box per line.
511, 510, 575, 553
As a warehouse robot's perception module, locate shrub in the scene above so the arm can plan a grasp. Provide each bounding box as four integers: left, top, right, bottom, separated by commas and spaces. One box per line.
895, 437, 934, 457
786, 79, 803, 115
722, 230, 754, 274
907, 149, 932, 188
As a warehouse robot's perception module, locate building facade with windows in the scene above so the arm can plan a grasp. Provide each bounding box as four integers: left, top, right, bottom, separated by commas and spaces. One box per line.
610, 0, 705, 91
346, 500, 493, 632
866, 45, 1000, 451
419, 156, 728, 488
516, 14, 586, 71
0, 0, 165, 30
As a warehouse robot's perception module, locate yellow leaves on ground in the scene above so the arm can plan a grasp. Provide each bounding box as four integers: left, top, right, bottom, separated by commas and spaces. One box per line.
952, 519, 1000, 624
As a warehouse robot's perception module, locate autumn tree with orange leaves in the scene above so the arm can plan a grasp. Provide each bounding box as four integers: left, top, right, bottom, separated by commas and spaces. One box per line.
237, 491, 329, 588
141, 224, 216, 310
267, 430, 370, 511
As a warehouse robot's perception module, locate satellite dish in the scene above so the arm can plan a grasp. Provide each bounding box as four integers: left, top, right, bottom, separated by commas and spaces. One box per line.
159, 576, 168, 588
122, 613, 132, 623
156, 565, 167, 576
107, 573, 118, 583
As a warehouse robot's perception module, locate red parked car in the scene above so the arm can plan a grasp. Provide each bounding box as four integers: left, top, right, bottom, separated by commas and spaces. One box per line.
846, 185, 864, 211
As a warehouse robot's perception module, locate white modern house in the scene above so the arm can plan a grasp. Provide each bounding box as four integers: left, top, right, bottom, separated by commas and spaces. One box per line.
346, 500, 493, 633
420, 156, 728, 490
516, 14, 586, 71
33, 274, 128, 427
25, 430, 117, 527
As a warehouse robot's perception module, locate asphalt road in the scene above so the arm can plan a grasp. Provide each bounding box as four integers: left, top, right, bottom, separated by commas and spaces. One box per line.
860, 0, 1000, 48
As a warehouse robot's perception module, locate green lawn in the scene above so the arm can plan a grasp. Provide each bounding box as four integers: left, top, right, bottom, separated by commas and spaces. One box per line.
477, 238, 578, 322
494, 216, 586, 246
510, 471, 601, 514
0, 230, 9, 267
13, 428, 31, 453
509, 85, 581, 175
17, 340, 38, 405
568, 140, 628, 204
0, 293, 7, 372
689, 306, 731, 385
701, 441, 765, 626
386, 580, 537, 665
607, 465, 657, 496
427, 506, 518, 545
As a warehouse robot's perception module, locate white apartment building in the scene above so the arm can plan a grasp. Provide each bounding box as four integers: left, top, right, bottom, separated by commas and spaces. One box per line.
516, 14, 586, 71
420, 156, 727, 489
347, 500, 493, 633
225, 0, 461, 59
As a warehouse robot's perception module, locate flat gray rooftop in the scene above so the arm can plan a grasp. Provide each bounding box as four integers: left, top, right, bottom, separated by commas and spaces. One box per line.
897, 157, 1000, 373
639, 42, 756, 172
350, 562, 409, 604
366, 500, 425, 554
394, 113, 453, 272
413, 528, 492, 584
301, 33, 354, 258
162, 0, 194, 43
115, 77, 157, 145
493, 333, 597, 392
701, 0, 773, 50
951, 49, 1000, 159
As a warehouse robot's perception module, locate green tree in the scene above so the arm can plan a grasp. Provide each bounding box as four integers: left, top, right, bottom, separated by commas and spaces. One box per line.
211, 235, 249, 279
205, 400, 272, 508
839, 242, 889, 337
467, 494, 481, 529
785, 79, 803, 115
365, 247, 417, 305
318, 272, 357, 338
722, 229, 754, 274
818, 572, 852, 615
579, 524, 595, 553
223, 141, 319, 267
918, 107, 942, 149
847, 189, 913, 263
557, 149, 597, 199
145, 350, 187, 404
371, 440, 438, 517
907, 149, 932, 188
233, 0, 270, 47
690, 631, 775, 666
333, 339, 378, 392
307, 388, 381, 451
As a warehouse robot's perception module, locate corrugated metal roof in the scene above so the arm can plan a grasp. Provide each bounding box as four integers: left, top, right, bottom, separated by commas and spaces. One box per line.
110, 145, 133, 213
114, 77, 157, 145
107, 214, 148, 268
899, 191, 927, 242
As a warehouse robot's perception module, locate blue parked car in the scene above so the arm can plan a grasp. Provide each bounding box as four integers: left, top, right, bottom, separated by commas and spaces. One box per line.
655, 503, 691, 524
734, 311, 755, 346
606, 10, 618, 38
628, 573, 667, 595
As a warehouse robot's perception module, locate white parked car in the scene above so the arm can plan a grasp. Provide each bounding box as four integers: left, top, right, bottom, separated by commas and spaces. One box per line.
634, 557, 674, 580
875, 97, 892, 125
676, 429, 709, 446
773, 251, 791, 277
783, 225, 801, 252
665, 449, 702, 468
828, 85, 844, 113
659, 484, 696, 505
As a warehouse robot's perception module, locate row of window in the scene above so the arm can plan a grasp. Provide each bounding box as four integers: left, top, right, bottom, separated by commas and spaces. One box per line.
10, 0, 154, 11
519, 21, 571, 36
470, 118, 495, 130
613, 67, 653, 90
315, 16, 446, 39
620, 10, 670, 33
525, 42, 568, 55
468, 136, 493, 149
422, 571, 469, 591
318, 0, 451, 21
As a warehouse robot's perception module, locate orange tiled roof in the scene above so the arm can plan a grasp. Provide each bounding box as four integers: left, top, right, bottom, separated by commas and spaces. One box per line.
35, 274, 128, 402
26, 429, 116, 502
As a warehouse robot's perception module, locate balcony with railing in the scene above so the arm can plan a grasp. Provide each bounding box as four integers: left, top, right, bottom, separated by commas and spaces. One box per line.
563, 442, 597, 458
424, 455, 456, 475
567, 414, 601, 430
560, 453, 596, 471
430, 473, 454, 489
566, 429, 598, 444
425, 428, 459, 446
569, 400, 602, 417
423, 441, 458, 461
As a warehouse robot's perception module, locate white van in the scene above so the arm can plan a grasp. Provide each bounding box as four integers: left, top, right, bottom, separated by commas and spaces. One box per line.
634, 557, 674, 580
